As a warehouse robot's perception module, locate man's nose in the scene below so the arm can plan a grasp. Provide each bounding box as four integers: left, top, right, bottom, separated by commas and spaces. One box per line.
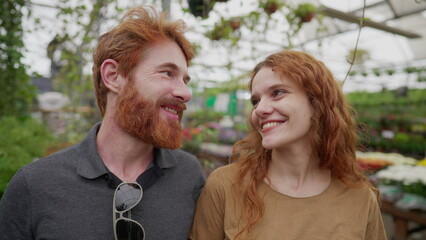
173, 80, 192, 103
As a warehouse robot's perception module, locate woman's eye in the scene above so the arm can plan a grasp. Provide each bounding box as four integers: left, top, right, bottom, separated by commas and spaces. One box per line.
251, 98, 259, 107
272, 90, 286, 97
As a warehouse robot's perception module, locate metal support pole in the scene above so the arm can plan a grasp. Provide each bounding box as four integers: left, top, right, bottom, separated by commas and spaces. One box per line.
162, 0, 171, 19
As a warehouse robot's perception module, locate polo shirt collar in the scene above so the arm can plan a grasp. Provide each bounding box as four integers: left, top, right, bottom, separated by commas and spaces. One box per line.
77, 122, 178, 179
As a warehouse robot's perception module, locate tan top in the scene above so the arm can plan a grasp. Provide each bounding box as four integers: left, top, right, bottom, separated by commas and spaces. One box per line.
190, 163, 387, 240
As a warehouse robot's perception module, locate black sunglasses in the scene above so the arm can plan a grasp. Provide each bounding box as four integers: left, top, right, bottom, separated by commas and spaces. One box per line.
113, 182, 145, 240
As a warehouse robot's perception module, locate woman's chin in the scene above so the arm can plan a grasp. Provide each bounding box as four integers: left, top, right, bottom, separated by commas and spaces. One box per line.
262, 140, 277, 150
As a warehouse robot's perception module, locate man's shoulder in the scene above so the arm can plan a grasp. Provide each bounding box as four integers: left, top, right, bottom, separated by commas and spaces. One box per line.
5, 142, 83, 196
161, 149, 205, 177
166, 149, 203, 170
22, 142, 81, 174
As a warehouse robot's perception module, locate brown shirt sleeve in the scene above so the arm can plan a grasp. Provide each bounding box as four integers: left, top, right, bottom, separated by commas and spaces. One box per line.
365, 188, 388, 240
189, 167, 227, 240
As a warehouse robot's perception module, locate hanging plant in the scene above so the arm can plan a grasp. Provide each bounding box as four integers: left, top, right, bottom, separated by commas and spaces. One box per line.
260, 0, 283, 15
372, 68, 381, 77
417, 71, 426, 82
386, 69, 395, 76
293, 3, 317, 23
206, 17, 243, 42
404, 66, 417, 74
347, 49, 370, 65
187, 0, 213, 18
206, 19, 233, 41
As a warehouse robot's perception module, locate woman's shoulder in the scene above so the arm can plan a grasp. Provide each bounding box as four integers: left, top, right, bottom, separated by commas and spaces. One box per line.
210, 162, 239, 177
205, 163, 239, 187
333, 177, 380, 202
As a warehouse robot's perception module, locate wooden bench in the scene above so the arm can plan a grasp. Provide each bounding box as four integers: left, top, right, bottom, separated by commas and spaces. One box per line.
381, 201, 426, 240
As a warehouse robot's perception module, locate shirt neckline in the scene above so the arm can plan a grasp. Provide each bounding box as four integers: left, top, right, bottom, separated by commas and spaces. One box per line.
76, 122, 177, 181
260, 175, 337, 200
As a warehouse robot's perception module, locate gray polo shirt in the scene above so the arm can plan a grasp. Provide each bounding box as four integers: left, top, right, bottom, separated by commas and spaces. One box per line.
0, 123, 205, 240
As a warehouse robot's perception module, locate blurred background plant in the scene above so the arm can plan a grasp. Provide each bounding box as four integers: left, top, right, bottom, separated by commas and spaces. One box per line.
0, 117, 54, 198
2, 0, 426, 207
181, 109, 248, 155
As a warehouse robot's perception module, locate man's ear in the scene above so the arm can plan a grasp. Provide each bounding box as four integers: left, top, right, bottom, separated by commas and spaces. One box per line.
100, 59, 121, 93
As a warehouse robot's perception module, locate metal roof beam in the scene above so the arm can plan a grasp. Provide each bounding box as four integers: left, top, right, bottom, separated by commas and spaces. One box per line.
319, 6, 422, 39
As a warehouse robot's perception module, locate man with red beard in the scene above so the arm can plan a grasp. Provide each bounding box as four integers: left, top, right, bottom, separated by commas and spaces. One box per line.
0, 6, 205, 240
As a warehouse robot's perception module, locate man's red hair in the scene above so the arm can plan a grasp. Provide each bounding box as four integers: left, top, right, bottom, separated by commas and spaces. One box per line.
92, 6, 194, 116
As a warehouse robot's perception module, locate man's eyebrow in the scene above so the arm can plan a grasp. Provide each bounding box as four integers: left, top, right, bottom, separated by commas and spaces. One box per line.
157, 62, 179, 71
157, 62, 191, 84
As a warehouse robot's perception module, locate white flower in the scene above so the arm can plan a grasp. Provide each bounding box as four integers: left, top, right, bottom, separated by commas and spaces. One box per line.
377, 165, 426, 185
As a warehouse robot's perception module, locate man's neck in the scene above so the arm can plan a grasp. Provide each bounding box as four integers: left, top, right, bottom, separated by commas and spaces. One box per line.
96, 119, 154, 182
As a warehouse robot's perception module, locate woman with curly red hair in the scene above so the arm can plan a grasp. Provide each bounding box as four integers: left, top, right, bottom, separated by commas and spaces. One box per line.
190, 50, 387, 240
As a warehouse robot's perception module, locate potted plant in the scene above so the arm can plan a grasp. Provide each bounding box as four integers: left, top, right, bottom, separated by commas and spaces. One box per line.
347, 48, 370, 65
372, 68, 381, 77
206, 18, 241, 41
386, 69, 395, 76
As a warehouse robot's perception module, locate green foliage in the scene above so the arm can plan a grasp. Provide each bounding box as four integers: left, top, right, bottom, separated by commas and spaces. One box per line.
403, 181, 426, 198
259, 0, 283, 15
51, 0, 110, 104
292, 3, 316, 20
0, 117, 54, 198
186, 109, 226, 127
187, 0, 216, 18
206, 18, 242, 44
347, 48, 370, 66
386, 69, 395, 76
47, 0, 111, 141
347, 89, 426, 108
347, 89, 426, 156
0, 0, 36, 117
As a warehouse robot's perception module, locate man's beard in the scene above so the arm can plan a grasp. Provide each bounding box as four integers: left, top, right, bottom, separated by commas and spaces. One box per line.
114, 82, 185, 149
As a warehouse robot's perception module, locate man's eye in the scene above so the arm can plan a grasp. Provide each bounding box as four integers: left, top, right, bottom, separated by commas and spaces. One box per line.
161, 71, 172, 76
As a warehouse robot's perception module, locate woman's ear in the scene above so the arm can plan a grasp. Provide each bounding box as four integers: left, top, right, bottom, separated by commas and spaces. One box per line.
100, 59, 120, 93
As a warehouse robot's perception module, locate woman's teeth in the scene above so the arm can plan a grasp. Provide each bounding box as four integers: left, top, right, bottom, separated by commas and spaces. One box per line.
262, 122, 283, 129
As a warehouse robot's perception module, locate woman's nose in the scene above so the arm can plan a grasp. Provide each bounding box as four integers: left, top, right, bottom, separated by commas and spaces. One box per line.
254, 99, 273, 117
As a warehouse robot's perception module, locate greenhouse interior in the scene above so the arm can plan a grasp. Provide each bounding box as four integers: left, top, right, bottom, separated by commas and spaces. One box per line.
1, 0, 426, 239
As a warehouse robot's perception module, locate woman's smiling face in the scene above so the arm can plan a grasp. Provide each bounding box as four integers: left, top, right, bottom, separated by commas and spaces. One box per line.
250, 67, 314, 150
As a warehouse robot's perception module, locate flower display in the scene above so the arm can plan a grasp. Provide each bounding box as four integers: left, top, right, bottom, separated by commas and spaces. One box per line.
417, 158, 426, 166
375, 164, 426, 210
376, 165, 426, 186
356, 151, 417, 172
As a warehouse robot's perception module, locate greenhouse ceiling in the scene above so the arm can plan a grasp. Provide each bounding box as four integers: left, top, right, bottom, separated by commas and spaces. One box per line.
22, 0, 426, 93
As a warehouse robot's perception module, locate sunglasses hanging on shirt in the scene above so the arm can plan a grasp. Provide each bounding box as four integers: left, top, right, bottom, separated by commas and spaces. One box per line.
113, 182, 145, 240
